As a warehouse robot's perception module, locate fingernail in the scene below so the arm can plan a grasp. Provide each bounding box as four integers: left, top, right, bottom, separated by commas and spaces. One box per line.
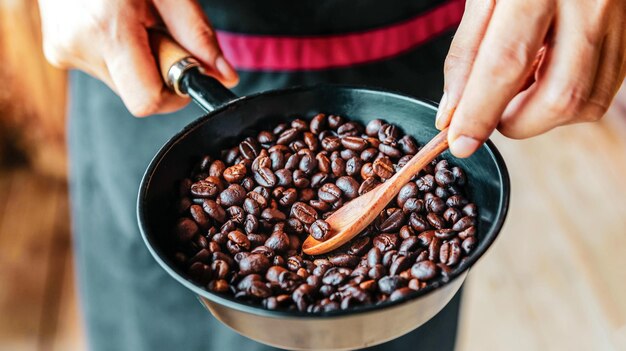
435, 93, 448, 130
450, 135, 480, 158
215, 56, 238, 82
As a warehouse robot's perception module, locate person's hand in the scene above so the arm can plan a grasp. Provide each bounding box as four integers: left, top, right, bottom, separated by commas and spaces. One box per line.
38, 0, 238, 117
437, 0, 626, 157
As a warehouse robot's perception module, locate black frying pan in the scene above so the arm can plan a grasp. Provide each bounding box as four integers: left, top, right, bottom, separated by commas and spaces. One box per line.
137, 33, 510, 350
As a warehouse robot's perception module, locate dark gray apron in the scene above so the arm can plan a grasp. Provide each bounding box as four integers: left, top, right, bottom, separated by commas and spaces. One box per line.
68, 1, 462, 350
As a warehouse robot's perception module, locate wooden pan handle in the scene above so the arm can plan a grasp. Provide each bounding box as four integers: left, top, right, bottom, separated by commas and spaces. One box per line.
148, 30, 200, 96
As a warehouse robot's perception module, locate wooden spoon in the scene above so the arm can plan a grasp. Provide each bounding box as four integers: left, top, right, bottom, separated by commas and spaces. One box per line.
302, 128, 449, 255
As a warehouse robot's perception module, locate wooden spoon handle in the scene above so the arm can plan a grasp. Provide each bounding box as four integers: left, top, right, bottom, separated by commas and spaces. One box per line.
381, 128, 449, 197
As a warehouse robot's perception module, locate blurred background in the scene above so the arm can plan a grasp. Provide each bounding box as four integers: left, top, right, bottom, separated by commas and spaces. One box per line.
0, 1, 625, 350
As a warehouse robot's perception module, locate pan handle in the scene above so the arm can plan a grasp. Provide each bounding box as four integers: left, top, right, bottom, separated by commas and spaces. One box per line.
149, 30, 237, 112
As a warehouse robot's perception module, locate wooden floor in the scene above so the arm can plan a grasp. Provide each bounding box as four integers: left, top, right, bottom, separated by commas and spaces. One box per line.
0, 94, 625, 351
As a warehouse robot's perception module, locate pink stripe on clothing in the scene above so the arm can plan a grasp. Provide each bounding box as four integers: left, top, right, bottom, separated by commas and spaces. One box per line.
216, 0, 465, 71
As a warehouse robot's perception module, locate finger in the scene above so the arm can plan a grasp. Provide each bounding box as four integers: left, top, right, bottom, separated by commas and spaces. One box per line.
498, 4, 606, 138
574, 29, 626, 124
448, 0, 554, 158
155, 0, 239, 87
437, 0, 496, 130
105, 22, 189, 117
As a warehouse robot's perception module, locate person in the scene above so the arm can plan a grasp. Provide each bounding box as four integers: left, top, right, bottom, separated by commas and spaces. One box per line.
37, 0, 626, 350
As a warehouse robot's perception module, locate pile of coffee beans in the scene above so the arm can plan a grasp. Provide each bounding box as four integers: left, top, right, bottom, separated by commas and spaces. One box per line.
171, 114, 478, 312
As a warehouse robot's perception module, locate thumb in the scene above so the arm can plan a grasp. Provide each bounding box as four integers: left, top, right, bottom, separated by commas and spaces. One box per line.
154, 0, 239, 87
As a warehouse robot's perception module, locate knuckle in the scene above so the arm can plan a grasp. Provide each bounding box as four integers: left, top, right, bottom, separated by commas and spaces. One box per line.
543, 84, 591, 118
444, 49, 475, 73
486, 41, 533, 80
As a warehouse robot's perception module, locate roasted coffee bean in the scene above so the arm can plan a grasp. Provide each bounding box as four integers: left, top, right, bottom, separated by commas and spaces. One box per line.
239, 253, 271, 275
367, 247, 382, 267
458, 225, 476, 240
399, 225, 415, 239
291, 202, 318, 224
428, 238, 442, 262
309, 199, 331, 212
373, 157, 395, 179
175, 218, 198, 242
256, 130, 275, 144
416, 174, 435, 192
345, 157, 363, 177
359, 177, 380, 195
426, 212, 446, 229
435, 169, 455, 186
276, 128, 299, 145
292, 170, 310, 188
310, 219, 331, 241
310, 113, 327, 134
322, 268, 350, 286
219, 184, 246, 207
261, 208, 287, 222
321, 136, 342, 152
242, 197, 261, 216
208, 160, 226, 178
345, 237, 369, 257
378, 275, 406, 294
202, 199, 226, 223
360, 148, 378, 162
299, 153, 318, 174
403, 198, 424, 214
434, 229, 455, 240
329, 157, 345, 177
251, 154, 271, 173
277, 187, 297, 207
426, 196, 446, 214
373, 233, 399, 252
399, 236, 419, 253
378, 124, 399, 145
398, 135, 419, 154
225, 205, 243, 222
264, 231, 290, 252
379, 143, 402, 158
443, 207, 462, 224
190, 179, 219, 198
452, 216, 476, 231
327, 115, 344, 129
318, 183, 342, 203
365, 119, 384, 137
462, 203, 478, 217
452, 166, 466, 185
341, 136, 368, 151
462, 236, 477, 254
239, 137, 260, 160
397, 182, 419, 207
411, 261, 438, 280
189, 204, 210, 229
253, 167, 276, 188
360, 162, 375, 179
334, 176, 358, 199
446, 194, 467, 208
389, 256, 411, 276
409, 213, 430, 232
379, 210, 406, 232
328, 254, 360, 268
299, 188, 316, 202
337, 122, 360, 137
